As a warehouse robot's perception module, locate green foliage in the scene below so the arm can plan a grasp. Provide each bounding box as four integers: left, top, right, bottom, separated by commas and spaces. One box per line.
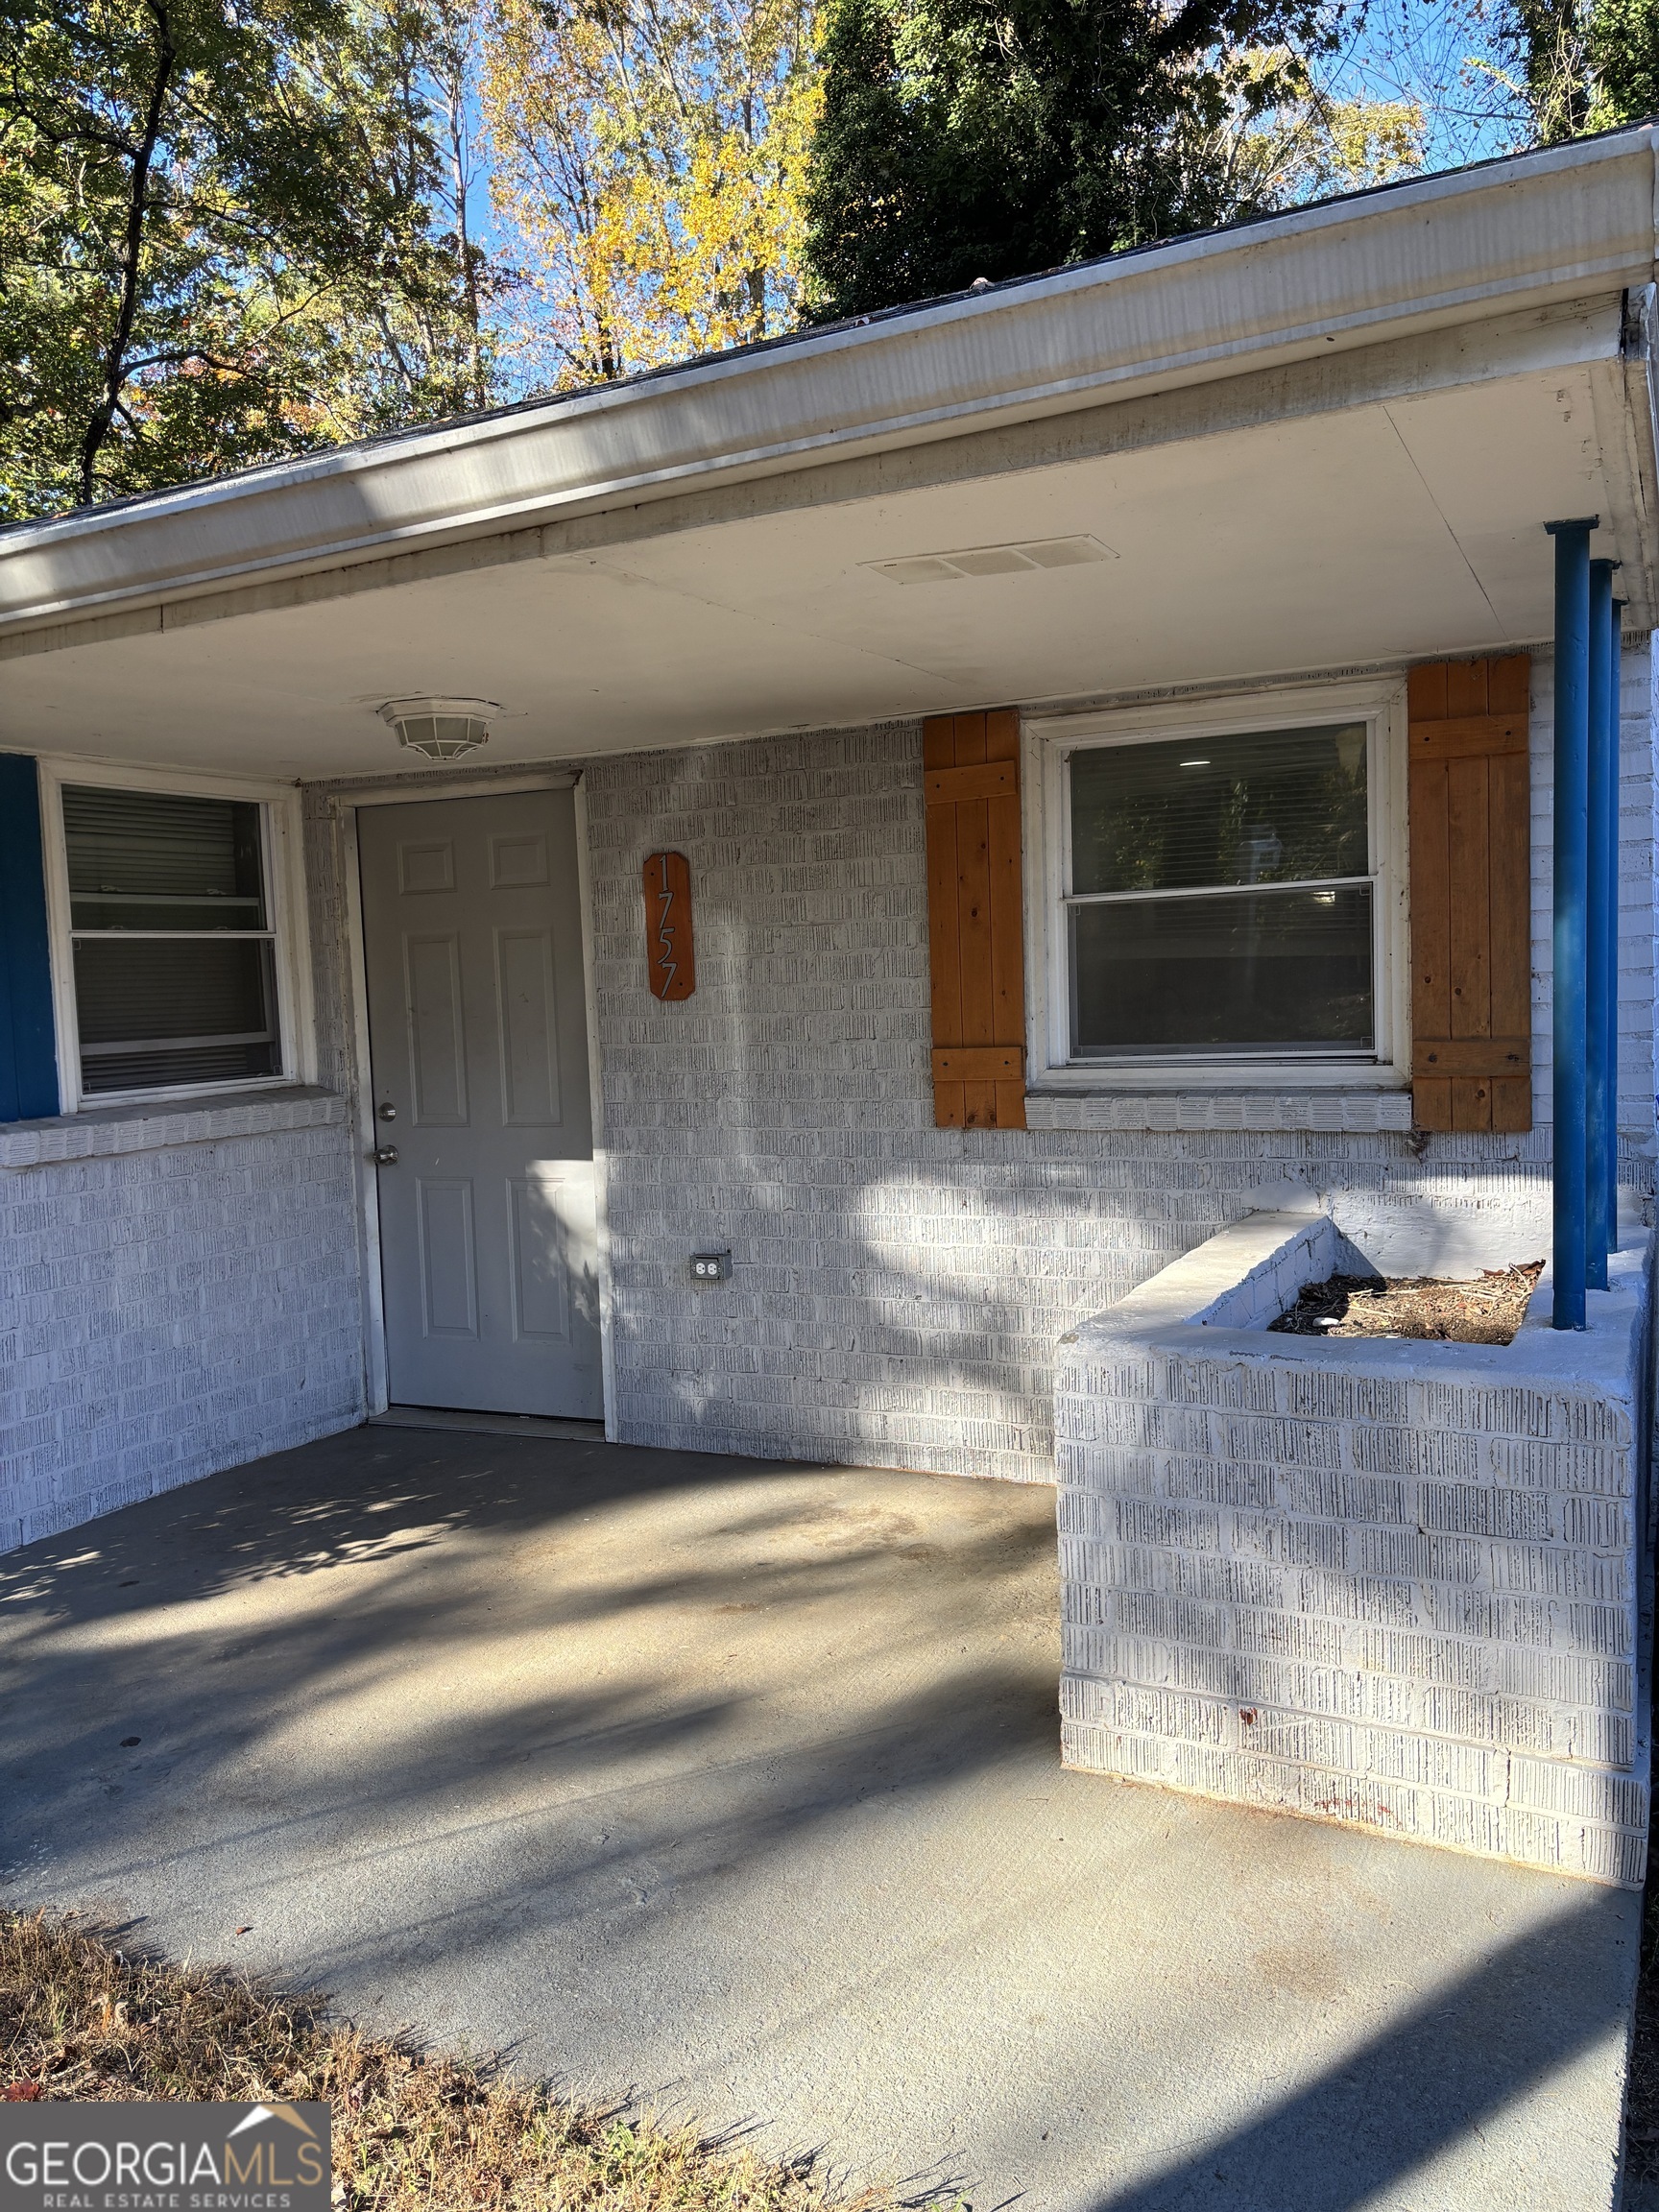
1588, 0, 1659, 122
1488, 0, 1659, 144
1506, 0, 1594, 137
800, 0, 1344, 320
0, 0, 495, 519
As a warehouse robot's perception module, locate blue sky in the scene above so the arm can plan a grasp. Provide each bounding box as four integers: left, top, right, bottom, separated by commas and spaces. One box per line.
454, 0, 1536, 384
1328, 0, 1529, 170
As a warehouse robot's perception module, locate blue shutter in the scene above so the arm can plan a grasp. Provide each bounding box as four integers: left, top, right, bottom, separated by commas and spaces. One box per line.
0, 755, 60, 1121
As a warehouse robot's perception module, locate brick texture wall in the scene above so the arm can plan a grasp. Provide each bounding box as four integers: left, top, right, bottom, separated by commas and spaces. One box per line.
10, 646, 1651, 1553
1055, 1213, 1650, 1884
0, 1096, 365, 1553
578, 646, 1657, 1479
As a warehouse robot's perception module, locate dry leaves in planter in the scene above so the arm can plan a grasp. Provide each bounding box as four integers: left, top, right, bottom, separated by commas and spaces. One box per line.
1271, 1262, 1545, 1347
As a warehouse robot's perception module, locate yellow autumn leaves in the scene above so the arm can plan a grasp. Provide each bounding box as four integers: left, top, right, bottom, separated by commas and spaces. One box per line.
481, 0, 821, 386
473, 0, 1433, 396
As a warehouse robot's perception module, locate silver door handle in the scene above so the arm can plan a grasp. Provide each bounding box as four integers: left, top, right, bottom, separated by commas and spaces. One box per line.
373, 1145, 399, 1166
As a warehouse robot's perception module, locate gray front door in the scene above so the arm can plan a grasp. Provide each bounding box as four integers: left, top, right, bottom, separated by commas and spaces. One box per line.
357, 789, 602, 1417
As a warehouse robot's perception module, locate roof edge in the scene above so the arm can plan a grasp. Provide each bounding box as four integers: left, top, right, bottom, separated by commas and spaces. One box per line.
3, 123, 1656, 632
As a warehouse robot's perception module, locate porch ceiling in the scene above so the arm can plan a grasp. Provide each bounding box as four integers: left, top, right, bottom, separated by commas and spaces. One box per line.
3, 119, 1657, 783
3, 316, 1649, 781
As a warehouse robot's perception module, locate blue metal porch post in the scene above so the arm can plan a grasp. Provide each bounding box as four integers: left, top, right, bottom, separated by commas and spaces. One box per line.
1586, 559, 1615, 1287
1608, 599, 1624, 1246
1547, 517, 1597, 1330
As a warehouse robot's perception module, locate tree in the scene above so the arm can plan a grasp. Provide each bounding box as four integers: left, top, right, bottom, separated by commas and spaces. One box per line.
1344, 0, 1659, 158
1504, 0, 1593, 135
1467, 0, 1659, 144
480, 0, 820, 388
1588, 0, 1659, 117
314, 0, 510, 424
0, 0, 497, 519
798, 0, 1349, 321
1169, 38, 1425, 216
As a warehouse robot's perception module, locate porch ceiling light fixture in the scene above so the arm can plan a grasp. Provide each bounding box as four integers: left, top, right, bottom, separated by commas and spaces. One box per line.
378, 696, 499, 761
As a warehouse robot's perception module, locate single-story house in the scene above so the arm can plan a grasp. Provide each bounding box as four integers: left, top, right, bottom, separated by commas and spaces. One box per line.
4, 121, 1658, 1879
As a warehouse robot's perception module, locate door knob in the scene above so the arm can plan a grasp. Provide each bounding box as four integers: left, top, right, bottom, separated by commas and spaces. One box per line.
373, 1145, 399, 1166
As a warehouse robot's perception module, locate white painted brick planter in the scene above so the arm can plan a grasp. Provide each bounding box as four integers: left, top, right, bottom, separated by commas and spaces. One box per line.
1055, 1208, 1654, 1886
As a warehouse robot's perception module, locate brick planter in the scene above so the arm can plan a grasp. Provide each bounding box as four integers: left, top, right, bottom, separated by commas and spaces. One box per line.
1054, 1209, 1653, 1885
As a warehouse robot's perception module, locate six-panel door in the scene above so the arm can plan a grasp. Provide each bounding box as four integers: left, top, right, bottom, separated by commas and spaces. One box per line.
357, 790, 603, 1417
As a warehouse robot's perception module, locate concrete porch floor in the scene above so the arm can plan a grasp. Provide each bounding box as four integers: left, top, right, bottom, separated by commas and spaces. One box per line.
0, 1429, 1641, 2211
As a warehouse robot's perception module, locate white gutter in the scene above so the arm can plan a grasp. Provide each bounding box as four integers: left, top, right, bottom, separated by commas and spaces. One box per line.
2, 125, 1656, 632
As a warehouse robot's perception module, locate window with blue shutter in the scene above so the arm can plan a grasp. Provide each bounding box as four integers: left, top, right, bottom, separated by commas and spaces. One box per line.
0, 755, 60, 1124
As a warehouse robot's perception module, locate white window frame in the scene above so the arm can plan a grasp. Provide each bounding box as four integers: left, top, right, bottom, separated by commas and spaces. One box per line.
36, 757, 316, 1115
1022, 678, 1410, 1093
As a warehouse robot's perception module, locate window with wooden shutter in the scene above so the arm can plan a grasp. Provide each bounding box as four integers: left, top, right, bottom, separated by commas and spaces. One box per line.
1407, 656, 1532, 1132
924, 709, 1026, 1129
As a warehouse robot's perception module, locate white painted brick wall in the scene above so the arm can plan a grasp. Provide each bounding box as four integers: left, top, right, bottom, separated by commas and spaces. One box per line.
0, 1094, 365, 1552
1055, 1213, 1652, 1884
14, 647, 1651, 1551
0, 781, 377, 1554
573, 645, 1658, 1479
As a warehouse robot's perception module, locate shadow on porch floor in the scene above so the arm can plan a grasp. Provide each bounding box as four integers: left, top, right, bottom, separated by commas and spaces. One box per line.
0, 1427, 1638, 2211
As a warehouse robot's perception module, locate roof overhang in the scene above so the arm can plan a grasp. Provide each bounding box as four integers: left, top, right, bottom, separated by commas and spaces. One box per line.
4, 126, 1658, 778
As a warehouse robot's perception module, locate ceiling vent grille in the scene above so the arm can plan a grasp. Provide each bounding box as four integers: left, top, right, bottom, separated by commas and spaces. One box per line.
866, 535, 1116, 585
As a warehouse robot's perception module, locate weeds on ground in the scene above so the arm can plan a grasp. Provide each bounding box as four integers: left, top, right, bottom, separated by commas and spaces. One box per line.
1628, 1834, 1659, 2180
0, 1911, 923, 2212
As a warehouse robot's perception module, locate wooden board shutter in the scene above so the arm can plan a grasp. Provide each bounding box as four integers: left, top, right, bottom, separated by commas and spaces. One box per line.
1407, 656, 1532, 1133
924, 709, 1026, 1129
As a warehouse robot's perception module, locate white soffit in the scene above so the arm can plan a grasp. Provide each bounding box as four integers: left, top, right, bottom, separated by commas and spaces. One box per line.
0, 122, 1656, 636
0, 344, 1646, 779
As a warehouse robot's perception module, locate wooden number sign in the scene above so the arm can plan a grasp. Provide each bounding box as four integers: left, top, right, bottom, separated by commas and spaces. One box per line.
643, 851, 695, 1000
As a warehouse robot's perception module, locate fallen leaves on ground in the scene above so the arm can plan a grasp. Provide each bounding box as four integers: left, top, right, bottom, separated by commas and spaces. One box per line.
0, 1911, 926, 2211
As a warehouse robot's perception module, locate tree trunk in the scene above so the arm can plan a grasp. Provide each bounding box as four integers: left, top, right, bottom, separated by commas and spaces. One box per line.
77, 0, 177, 506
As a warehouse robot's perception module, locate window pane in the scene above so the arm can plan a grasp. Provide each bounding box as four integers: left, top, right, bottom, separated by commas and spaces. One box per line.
1070, 885, 1374, 1058
1070, 724, 1368, 895
74, 938, 279, 1094
63, 785, 267, 931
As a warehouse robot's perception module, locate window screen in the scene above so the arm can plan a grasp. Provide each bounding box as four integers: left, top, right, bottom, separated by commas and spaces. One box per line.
62, 786, 281, 1094
1066, 723, 1374, 1060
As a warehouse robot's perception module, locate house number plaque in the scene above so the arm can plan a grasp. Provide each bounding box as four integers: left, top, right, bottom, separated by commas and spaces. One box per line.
643, 851, 695, 1000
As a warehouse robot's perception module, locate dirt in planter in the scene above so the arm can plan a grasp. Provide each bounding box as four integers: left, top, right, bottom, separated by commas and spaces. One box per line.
1270, 1261, 1545, 1347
